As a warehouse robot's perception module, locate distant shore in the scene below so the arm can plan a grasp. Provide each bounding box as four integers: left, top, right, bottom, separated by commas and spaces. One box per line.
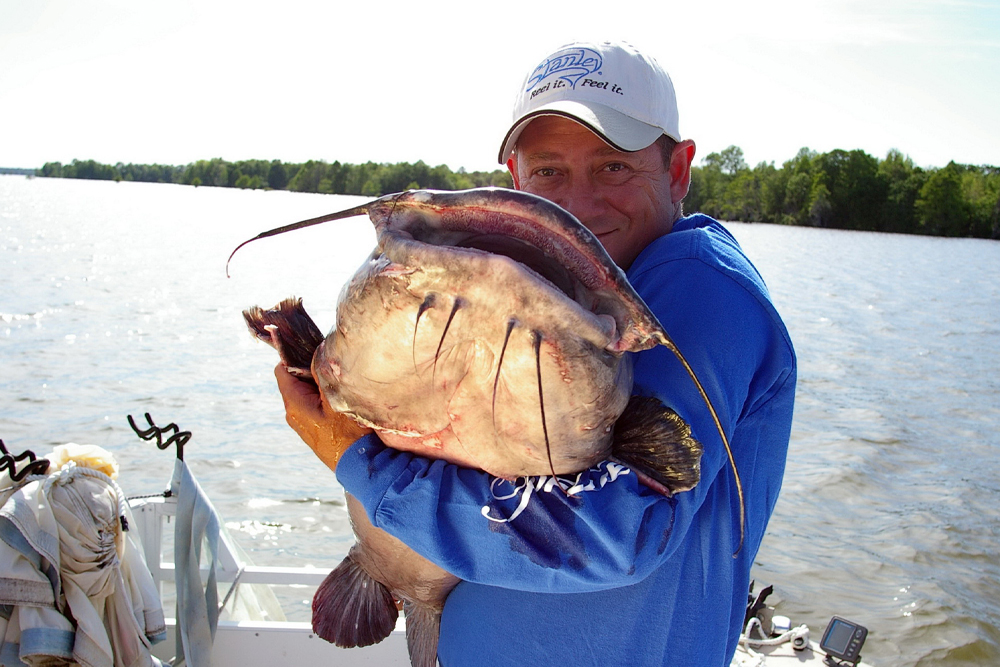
34, 158, 513, 198
14, 147, 1000, 240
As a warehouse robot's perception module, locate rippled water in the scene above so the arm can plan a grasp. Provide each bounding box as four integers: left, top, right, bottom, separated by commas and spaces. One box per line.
2, 176, 998, 666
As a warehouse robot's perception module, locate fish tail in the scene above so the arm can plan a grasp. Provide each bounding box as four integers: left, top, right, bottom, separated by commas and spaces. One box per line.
609, 395, 704, 497
243, 297, 324, 379
312, 551, 398, 648
402, 600, 441, 667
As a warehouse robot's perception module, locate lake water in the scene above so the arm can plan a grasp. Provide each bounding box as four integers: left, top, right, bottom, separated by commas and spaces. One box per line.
2, 175, 998, 666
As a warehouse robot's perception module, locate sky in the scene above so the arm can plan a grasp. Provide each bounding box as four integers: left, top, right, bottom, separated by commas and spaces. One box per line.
1, 0, 998, 173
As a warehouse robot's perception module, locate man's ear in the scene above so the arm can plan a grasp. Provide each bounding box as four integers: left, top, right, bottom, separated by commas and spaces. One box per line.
670, 139, 696, 203
506, 156, 521, 190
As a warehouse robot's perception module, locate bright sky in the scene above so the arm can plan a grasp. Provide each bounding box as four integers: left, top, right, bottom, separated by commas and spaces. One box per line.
2, 0, 998, 173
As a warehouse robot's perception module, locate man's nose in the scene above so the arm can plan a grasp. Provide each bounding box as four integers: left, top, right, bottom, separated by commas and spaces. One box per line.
550, 179, 605, 223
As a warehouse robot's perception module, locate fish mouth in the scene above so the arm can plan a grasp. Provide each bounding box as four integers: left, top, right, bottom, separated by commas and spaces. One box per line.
451, 233, 577, 301
369, 189, 668, 353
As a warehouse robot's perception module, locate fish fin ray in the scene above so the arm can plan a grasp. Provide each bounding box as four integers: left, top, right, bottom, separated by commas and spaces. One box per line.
610, 395, 703, 496
312, 552, 398, 648
243, 297, 324, 378
402, 600, 441, 667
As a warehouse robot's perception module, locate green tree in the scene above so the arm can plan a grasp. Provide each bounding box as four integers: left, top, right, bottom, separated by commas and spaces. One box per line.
41, 162, 63, 177
878, 150, 925, 234
712, 145, 748, 176
720, 167, 768, 222
267, 160, 288, 190
756, 162, 784, 223
783, 172, 813, 225
812, 149, 887, 230
916, 162, 969, 236
287, 161, 327, 192
807, 182, 833, 227
960, 166, 1000, 238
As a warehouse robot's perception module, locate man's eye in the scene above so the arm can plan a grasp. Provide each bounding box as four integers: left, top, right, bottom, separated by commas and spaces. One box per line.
536, 167, 556, 177
605, 163, 626, 172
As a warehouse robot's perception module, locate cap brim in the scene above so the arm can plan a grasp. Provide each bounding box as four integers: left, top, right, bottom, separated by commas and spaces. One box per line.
497, 100, 666, 164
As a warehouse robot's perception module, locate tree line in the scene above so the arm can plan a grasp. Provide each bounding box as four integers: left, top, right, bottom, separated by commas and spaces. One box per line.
36, 148, 1000, 239
687, 146, 999, 238
37, 158, 513, 195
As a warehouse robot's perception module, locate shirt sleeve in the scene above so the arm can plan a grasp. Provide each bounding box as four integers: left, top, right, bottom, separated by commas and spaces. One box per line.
336, 246, 794, 593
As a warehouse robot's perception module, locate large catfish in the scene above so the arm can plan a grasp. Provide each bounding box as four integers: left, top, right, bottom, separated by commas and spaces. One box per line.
234, 188, 740, 667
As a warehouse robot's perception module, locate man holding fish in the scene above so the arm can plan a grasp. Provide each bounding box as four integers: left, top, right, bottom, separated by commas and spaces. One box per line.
274, 40, 796, 666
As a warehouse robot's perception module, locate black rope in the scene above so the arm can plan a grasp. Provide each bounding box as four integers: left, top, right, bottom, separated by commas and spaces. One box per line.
125, 490, 173, 501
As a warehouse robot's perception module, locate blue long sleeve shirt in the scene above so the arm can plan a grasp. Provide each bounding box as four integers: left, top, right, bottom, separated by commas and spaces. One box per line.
337, 214, 796, 666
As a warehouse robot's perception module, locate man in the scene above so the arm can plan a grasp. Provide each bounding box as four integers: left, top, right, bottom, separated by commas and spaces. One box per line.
276, 40, 795, 666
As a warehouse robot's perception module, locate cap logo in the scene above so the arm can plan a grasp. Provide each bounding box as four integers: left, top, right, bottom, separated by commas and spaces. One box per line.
525, 47, 603, 94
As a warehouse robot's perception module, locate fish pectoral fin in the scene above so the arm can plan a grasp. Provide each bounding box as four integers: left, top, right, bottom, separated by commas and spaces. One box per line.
312, 552, 398, 648
610, 395, 704, 496
243, 297, 325, 376
402, 600, 442, 667
418, 338, 483, 389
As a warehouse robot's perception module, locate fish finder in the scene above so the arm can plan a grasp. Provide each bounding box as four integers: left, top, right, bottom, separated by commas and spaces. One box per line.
820, 616, 868, 665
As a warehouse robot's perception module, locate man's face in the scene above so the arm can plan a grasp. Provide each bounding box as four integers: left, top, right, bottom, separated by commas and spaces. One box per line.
508, 115, 690, 269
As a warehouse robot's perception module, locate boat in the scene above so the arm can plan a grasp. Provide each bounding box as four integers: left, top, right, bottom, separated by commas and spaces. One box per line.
1, 434, 875, 667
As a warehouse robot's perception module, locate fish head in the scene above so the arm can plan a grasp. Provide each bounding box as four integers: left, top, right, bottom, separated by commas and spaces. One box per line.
313, 188, 664, 478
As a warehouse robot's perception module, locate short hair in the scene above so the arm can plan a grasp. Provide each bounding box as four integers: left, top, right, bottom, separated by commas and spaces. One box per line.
656, 134, 677, 171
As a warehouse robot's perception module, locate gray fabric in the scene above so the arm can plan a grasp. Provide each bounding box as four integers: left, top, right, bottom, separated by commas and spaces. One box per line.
171, 459, 220, 667
1, 459, 166, 667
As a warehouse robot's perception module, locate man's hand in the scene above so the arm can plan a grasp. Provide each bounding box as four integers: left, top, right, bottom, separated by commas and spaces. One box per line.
274, 363, 372, 471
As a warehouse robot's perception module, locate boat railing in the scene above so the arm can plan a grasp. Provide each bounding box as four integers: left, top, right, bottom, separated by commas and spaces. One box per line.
127, 489, 411, 666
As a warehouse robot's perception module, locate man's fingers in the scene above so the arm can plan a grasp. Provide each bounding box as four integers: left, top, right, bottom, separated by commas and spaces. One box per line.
274, 363, 322, 413
272, 363, 372, 470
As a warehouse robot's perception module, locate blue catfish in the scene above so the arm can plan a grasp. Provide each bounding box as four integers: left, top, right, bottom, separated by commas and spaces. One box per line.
237, 189, 735, 667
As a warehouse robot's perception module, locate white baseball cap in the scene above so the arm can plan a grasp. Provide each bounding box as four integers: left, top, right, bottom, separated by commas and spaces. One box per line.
497, 40, 681, 164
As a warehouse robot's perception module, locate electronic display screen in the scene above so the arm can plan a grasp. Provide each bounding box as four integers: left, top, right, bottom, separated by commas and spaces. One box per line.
821, 616, 867, 661
825, 619, 855, 652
